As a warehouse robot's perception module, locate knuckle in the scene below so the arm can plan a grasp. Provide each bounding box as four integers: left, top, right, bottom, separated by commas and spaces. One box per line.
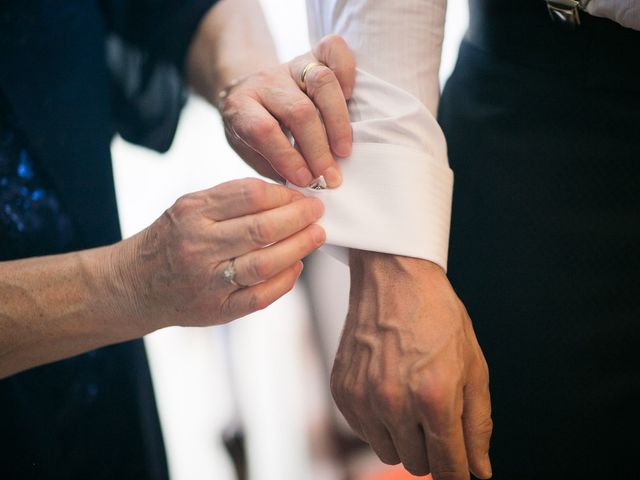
373, 383, 404, 414
245, 292, 259, 312
219, 295, 235, 321
246, 117, 279, 141
318, 34, 347, 56
244, 291, 270, 312
252, 292, 271, 312
249, 217, 275, 245
221, 94, 240, 116
346, 383, 367, 404
175, 240, 194, 262
414, 375, 458, 408
414, 381, 456, 417
287, 100, 317, 124
308, 66, 337, 91
251, 256, 274, 281
240, 178, 267, 210
171, 193, 196, 217
471, 415, 494, 438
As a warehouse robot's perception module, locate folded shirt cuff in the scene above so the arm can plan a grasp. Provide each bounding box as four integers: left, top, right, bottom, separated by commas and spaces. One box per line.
289, 142, 454, 271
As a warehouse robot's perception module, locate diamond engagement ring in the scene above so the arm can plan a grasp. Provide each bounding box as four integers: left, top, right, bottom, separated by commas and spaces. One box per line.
223, 258, 246, 288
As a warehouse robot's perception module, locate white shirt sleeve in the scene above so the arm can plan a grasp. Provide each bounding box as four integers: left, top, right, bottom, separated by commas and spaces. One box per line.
586, 0, 640, 30
293, 0, 452, 270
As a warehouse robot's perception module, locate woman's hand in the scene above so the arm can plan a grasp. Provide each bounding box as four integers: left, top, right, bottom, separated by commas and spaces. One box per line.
116, 178, 325, 330
219, 35, 356, 188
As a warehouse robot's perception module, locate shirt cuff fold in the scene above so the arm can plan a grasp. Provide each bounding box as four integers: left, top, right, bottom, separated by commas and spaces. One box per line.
289, 142, 453, 271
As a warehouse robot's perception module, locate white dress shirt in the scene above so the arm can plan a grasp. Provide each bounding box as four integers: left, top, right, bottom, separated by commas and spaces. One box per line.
295, 0, 453, 270
296, 0, 637, 270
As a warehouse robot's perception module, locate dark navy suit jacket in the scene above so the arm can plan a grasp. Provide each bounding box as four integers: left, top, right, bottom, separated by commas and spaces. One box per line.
0, 1, 216, 477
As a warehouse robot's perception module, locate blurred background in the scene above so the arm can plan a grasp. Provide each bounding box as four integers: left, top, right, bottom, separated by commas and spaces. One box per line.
111, 1, 469, 479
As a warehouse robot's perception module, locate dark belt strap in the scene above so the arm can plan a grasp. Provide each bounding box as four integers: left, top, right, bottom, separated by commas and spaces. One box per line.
466, 0, 640, 91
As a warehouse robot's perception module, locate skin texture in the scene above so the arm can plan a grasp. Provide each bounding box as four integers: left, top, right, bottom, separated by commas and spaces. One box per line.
186, 0, 356, 188
1, 0, 353, 377
123, 179, 325, 330
0, 180, 325, 378
219, 37, 355, 187
334, 251, 494, 480
187, 4, 494, 479
2, 2, 492, 478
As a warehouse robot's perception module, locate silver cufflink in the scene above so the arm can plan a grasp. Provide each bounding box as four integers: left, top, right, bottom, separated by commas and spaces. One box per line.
308, 175, 327, 190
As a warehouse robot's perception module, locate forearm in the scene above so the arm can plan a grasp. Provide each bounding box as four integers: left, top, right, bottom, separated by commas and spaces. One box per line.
186, 0, 279, 104
0, 243, 143, 378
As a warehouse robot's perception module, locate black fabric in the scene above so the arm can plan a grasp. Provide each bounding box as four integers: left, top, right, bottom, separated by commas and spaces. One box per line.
440, 3, 640, 478
0, 93, 78, 259
0, 0, 217, 477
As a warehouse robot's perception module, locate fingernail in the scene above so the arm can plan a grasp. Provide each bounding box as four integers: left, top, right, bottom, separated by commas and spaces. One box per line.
311, 225, 326, 245
294, 167, 313, 187
334, 139, 352, 158
322, 166, 342, 187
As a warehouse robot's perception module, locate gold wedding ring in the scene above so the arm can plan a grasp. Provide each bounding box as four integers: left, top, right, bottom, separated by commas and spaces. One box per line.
298, 62, 326, 92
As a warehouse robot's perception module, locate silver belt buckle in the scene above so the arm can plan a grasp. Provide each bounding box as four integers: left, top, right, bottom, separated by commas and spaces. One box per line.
546, 0, 585, 28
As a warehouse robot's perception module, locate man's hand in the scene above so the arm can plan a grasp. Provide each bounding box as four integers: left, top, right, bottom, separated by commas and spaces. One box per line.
219, 35, 355, 188
331, 250, 493, 480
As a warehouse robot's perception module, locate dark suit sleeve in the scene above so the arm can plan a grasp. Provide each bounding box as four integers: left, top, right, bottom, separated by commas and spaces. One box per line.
100, 0, 219, 152
101, 0, 219, 71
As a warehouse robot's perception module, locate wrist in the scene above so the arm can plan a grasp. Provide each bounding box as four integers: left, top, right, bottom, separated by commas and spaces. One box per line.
185, 0, 278, 104
349, 249, 445, 281
93, 236, 154, 339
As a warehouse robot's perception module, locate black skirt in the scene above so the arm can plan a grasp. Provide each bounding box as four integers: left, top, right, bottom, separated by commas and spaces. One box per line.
439, 3, 640, 478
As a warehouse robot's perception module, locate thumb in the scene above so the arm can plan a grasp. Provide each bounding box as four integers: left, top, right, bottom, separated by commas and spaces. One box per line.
312, 34, 356, 99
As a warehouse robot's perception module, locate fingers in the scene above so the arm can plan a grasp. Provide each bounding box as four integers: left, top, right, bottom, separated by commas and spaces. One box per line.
225, 99, 314, 187
260, 83, 341, 186
222, 35, 354, 188
198, 178, 303, 221
289, 55, 352, 160
360, 421, 401, 466
225, 132, 284, 183
220, 261, 303, 322
418, 385, 470, 480
462, 363, 493, 479
298, 61, 352, 159
385, 424, 430, 476
310, 35, 355, 157
312, 34, 357, 101
231, 223, 325, 287
214, 197, 324, 260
